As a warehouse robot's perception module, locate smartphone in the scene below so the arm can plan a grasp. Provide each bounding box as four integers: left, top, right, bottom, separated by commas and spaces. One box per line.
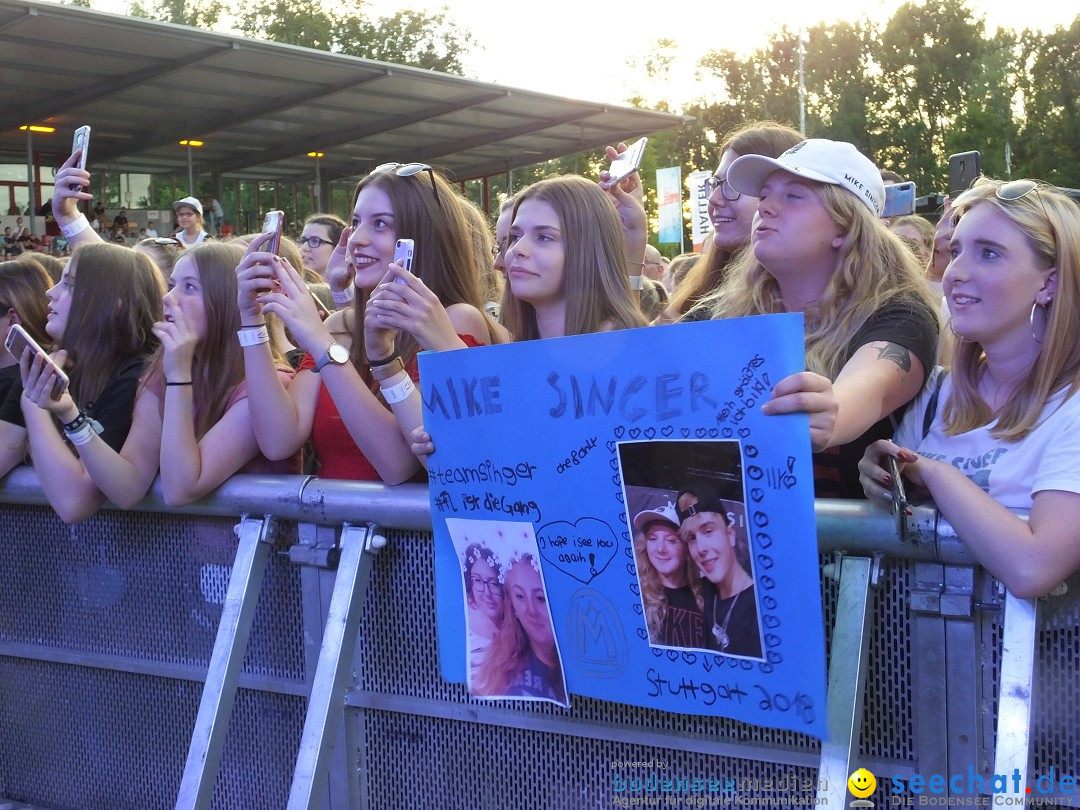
262, 210, 285, 255
69, 125, 91, 191
607, 136, 648, 184
948, 151, 981, 197
393, 238, 414, 284
5, 324, 69, 399
882, 181, 916, 218
888, 456, 908, 540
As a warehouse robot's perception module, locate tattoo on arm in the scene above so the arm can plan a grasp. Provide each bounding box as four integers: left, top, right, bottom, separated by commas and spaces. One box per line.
877, 343, 912, 373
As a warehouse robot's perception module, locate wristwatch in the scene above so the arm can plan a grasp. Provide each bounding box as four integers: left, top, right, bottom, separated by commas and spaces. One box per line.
314, 342, 349, 372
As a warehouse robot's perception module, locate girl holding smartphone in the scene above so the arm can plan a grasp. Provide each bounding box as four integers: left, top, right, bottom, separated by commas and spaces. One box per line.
235, 163, 494, 482
695, 139, 940, 498
860, 179, 1080, 598
19, 242, 297, 522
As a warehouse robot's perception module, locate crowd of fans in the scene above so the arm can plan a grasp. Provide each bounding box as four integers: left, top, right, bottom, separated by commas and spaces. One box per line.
2, 122, 1079, 604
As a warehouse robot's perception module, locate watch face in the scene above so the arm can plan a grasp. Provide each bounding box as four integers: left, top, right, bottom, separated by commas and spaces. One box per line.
328, 343, 349, 364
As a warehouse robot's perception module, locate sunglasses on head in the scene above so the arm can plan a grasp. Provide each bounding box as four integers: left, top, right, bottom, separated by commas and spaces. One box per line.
373, 162, 442, 208
995, 179, 1050, 219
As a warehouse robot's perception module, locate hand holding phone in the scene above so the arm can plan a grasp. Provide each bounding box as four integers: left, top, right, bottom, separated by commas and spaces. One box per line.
606, 137, 648, 184
5, 324, 69, 399
393, 238, 414, 285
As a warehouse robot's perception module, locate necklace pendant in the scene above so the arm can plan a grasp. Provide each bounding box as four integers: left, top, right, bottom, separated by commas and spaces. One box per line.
711, 623, 730, 650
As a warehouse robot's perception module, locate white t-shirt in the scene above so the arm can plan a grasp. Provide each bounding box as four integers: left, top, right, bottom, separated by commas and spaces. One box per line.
894, 374, 1080, 511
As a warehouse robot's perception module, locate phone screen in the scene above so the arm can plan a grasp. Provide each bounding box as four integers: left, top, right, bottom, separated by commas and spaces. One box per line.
607, 137, 648, 183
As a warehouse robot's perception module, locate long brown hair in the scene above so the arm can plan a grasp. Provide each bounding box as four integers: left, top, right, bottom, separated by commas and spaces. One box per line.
945, 180, 1080, 439
670, 122, 803, 318
60, 243, 163, 408
145, 242, 287, 439
500, 175, 646, 340
345, 169, 493, 373
0, 258, 53, 347
633, 520, 703, 641
700, 182, 939, 380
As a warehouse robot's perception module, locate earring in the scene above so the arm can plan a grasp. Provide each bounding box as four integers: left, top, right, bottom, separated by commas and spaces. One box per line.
947, 319, 973, 344
1030, 299, 1051, 344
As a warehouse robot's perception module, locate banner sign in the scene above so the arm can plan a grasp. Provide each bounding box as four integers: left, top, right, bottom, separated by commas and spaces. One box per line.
656, 166, 683, 244
687, 169, 712, 251
419, 315, 827, 737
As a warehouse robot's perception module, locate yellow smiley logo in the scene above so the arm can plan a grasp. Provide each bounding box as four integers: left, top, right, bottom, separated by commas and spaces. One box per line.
848, 768, 877, 798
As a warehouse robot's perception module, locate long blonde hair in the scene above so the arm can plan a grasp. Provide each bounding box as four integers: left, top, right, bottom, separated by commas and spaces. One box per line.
500, 176, 646, 340
633, 522, 703, 641
944, 180, 1080, 439
699, 183, 939, 380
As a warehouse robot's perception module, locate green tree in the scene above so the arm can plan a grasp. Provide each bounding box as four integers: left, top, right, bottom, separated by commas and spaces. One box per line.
131, 0, 224, 28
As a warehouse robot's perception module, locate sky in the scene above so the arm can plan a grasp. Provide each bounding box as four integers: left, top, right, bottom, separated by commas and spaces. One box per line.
82, 0, 1077, 109
364, 0, 1076, 108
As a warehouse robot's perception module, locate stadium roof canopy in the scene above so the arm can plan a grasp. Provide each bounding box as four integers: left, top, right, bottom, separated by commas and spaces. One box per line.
0, 0, 684, 185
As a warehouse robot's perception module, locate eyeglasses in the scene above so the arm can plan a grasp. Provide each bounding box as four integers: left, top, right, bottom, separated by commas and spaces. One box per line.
996, 179, 1050, 219
298, 236, 332, 249
469, 575, 503, 595
704, 175, 741, 202
373, 162, 442, 208
147, 237, 182, 246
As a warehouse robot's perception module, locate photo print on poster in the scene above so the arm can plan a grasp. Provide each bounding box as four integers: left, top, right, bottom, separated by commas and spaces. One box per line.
618, 440, 764, 660
445, 517, 570, 707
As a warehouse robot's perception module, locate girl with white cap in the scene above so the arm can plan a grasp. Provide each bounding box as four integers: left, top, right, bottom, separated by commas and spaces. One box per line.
172, 196, 208, 249
692, 139, 940, 498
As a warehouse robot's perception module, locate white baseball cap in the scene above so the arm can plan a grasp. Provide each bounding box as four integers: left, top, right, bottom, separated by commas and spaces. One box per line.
727, 138, 885, 217
632, 502, 680, 533
173, 196, 203, 216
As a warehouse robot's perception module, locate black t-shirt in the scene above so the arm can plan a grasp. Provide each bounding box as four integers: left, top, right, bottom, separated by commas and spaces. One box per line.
812, 296, 938, 499
659, 585, 705, 648
701, 580, 762, 658
0, 357, 146, 453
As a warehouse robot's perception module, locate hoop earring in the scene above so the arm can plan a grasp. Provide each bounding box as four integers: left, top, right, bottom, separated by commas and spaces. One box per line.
1030, 300, 1050, 344
947, 319, 973, 344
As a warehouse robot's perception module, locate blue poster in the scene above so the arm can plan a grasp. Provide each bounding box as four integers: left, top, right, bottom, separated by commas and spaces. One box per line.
418, 315, 827, 737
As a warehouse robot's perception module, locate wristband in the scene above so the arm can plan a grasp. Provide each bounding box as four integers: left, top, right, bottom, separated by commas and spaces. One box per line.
628, 274, 644, 290
66, 422, 96, 446
330, 286, 355, 305
380, 375, 415, 404
368, 350, 400, 368
60, 215, 90, 239
62, 410, 88, 432
239, 323, 266, 330
237, 325, 270, 347
371, 357, 405, 382
166, 381, 193, 387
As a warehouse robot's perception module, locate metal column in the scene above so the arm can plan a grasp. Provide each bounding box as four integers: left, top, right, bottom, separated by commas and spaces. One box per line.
993, 592, 1037, 791
175, 515, 276, 810
288, 523, 385, 809
817, 554, 875, 807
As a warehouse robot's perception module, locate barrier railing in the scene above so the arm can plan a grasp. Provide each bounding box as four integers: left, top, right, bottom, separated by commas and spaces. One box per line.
0, 468, 1069, 810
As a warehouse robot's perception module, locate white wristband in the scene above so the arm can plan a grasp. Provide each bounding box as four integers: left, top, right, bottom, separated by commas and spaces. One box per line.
381, 375, 415, 404
60, 215, 90, 239
65, 422, 96, 446
628, 274, 644, 290
236, 325, 270, 347
330, 286, 355, 305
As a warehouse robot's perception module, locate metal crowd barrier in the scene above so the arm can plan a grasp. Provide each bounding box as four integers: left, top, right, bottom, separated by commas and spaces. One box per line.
0, 467, 1074, 810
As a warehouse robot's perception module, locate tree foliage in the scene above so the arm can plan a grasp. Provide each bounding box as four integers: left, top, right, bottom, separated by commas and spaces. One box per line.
633, 3, 1080, 211
134, 0, 473, 75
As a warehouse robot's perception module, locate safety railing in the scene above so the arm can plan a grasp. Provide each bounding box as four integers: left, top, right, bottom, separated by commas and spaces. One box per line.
0, 467, 1071, 810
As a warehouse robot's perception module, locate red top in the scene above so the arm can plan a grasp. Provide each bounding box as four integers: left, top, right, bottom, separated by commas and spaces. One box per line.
299, 336, 483, 481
